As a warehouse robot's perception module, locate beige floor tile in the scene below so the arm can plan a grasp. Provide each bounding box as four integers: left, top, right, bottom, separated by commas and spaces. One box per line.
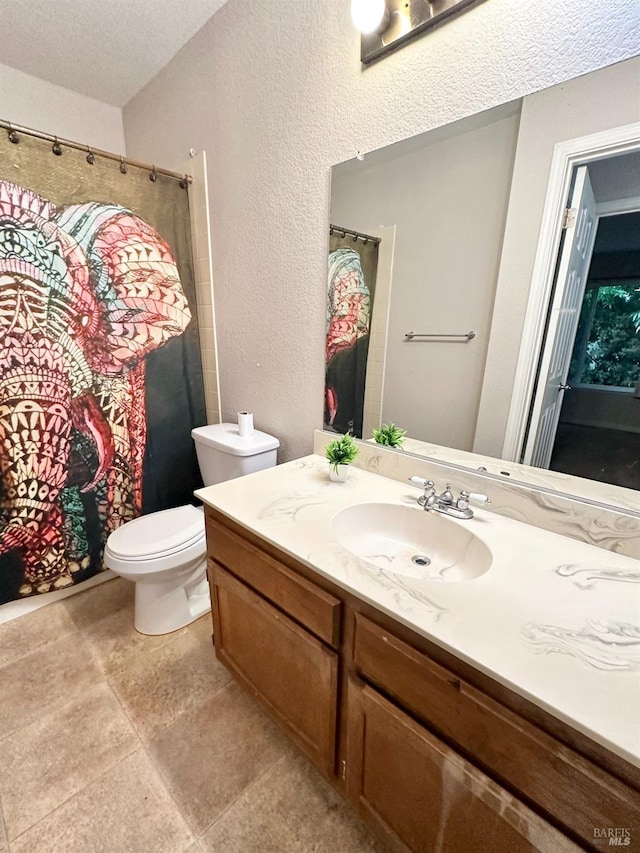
0, 602, 78, 669
108, 616, 229, 741
188, 610, 214, 647
11, 749, 193, 853
0, 804, 8, 853
0, 684, 139, 840
0, 633, 103, 740
148, 681, 290, 835
62, 575, 131, 631
67, 577, 188, 674
199, 749, 387, 853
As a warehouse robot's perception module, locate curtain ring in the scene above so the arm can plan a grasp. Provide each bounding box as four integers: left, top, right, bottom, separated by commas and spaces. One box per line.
179, 175, 188, 189
52, 137, 62, 156
149, 165, 157, 182
7, 124, 19, 144
86, 146, 96, 165
119, 156, 127, 174
340, 230, 346, 238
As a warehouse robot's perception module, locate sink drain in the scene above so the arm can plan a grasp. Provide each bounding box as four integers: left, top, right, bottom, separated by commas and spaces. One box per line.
411, 554, 431, 567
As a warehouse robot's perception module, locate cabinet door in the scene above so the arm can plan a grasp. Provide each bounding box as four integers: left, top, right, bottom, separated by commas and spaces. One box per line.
212, 564, 339, 778
347, 679, 582, 853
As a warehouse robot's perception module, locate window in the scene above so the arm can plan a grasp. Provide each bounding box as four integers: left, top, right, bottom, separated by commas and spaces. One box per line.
569, 279, 640, 391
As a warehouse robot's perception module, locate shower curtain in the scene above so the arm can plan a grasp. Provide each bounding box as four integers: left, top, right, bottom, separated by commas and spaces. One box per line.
325, 232, 379, 438
0, 132, 206, 603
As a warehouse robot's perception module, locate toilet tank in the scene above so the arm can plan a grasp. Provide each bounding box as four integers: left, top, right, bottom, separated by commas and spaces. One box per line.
191, 423, 279, 486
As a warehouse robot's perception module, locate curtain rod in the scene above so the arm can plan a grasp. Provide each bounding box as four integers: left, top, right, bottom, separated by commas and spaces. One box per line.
330, 223, 381, 245
0, 118, 192, 185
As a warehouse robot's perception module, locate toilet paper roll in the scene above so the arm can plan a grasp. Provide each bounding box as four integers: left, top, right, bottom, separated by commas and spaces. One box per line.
238, 411, 254, 436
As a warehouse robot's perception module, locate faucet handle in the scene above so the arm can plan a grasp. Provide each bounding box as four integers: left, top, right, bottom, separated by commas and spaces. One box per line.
409, 476, 435, 508
456, 490, 470, 511
457, 490, 491, 511
409, 476, 430, 488
468, 492, 490, 506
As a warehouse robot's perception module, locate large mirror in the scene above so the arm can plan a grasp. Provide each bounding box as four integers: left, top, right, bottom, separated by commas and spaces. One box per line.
326, 55, 640, 510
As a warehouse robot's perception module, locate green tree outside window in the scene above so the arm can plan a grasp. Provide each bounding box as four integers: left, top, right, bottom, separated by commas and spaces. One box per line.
569, 280, 640, 388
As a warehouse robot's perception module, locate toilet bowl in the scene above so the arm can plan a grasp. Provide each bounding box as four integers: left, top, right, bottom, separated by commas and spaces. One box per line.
104, 504, 207, 635
104, 422, 279, 635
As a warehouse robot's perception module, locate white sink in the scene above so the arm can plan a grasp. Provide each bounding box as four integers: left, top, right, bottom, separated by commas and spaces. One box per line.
331, 503, 492, 581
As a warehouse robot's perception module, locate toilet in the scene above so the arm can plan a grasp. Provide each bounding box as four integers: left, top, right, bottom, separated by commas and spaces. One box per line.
104, 423, 279, 635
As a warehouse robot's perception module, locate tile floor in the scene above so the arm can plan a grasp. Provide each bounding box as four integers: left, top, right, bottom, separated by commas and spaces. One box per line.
0, 577, 387, 852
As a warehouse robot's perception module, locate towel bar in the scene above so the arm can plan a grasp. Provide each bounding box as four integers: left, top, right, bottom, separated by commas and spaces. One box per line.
404, 331, 476, 342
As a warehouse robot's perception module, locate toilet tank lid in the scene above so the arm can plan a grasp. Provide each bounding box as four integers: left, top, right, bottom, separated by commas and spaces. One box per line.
191, 423, 280, 456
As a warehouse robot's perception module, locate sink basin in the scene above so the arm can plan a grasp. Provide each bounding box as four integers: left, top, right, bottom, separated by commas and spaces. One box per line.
331, 503, 492, 581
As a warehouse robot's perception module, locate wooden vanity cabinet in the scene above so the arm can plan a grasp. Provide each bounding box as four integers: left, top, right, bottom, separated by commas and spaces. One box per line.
207, 516, 341, 778
205, 508, 640, 853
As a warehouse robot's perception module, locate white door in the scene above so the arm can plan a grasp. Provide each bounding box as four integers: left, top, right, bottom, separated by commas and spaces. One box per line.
523, 166, 598, 469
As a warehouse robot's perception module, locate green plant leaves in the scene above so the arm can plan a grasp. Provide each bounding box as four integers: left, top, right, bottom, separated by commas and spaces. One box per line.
372, 423, 407, 448
325, 434, 359, 472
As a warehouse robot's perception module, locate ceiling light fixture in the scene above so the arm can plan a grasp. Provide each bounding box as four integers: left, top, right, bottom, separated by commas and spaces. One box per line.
354, 0, 486, 65
350, 0, 389, 35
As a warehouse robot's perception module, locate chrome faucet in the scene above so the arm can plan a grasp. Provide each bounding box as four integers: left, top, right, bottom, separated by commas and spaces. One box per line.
409, 477, 490, 520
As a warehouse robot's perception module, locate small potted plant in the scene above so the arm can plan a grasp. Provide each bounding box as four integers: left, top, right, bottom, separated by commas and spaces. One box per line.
325, 434, 359, 482
372, 422, 407, 449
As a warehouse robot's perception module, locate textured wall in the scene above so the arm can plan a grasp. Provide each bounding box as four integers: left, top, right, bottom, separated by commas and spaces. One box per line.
0, 62, 125, 153
123, 0, 640, 462
0, 0, 228, 107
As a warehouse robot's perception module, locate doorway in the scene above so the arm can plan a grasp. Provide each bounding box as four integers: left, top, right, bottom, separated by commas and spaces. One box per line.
523, 152, 640, 488
550, 210, 640, 487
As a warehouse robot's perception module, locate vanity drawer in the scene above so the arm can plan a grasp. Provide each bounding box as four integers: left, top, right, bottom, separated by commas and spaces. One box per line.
352, 613, 640, 849
206, 516, 341, 648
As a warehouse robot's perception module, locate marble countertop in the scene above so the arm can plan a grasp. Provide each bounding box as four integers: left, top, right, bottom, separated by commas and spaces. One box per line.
196, 454, 640, 769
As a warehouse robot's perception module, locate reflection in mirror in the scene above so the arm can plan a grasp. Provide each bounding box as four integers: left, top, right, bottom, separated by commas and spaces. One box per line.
329, 100, 520, 448
325, 226, 380, 436
326, 55, 640, 506
524, 198, 640, 484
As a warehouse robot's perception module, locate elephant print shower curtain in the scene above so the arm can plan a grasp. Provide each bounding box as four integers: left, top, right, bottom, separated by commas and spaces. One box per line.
0, 135, 206, 603
324, 232, 378, 438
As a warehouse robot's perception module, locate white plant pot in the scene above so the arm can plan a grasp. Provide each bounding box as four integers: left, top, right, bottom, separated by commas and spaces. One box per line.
329, 463, 349, 483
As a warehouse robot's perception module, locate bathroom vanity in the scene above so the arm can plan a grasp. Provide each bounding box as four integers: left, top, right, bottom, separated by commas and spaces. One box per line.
197, 456, 640, 852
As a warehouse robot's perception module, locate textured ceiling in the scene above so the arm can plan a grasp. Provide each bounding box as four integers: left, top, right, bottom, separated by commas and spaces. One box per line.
0, 0, 228, 107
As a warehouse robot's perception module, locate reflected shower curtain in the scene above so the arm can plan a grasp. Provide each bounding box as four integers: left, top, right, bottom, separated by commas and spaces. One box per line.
0, 132, 206, 603
325, 232, 378, 437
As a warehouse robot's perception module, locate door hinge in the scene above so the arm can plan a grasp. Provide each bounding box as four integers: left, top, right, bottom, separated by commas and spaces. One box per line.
563, 207, 577, 229
339, 759, 347, 780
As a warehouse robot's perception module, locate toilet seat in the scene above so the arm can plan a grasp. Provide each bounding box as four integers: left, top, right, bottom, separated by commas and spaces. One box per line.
105, 505, 205, 575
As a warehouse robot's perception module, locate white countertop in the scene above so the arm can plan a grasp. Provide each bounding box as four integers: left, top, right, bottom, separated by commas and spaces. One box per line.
196, 454, 640, 769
